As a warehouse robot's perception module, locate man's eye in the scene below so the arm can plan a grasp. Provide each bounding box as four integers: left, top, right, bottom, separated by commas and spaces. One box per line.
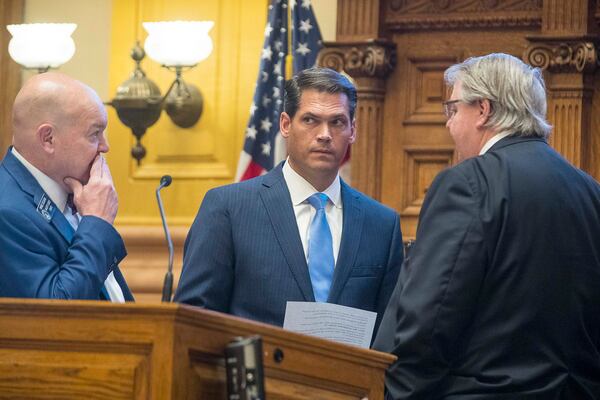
331, 119, 345, 127
303, 117, 315, 124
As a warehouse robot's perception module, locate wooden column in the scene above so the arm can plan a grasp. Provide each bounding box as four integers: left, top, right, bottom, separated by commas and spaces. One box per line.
317, 0, 395, 200
0, 0, 24, 159
318, 41, 395, 199
524, 0, 598, 173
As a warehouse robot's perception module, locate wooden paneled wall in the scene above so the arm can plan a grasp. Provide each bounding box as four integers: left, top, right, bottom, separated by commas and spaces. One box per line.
0, 0, 24, 158
322, 0, 600, 240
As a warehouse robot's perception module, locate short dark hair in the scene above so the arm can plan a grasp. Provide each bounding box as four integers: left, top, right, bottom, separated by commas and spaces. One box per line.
284, 67, 357, 120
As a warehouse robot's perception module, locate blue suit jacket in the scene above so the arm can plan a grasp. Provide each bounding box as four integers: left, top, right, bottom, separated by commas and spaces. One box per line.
0, 149, 133, 300
175, 163, 403, 333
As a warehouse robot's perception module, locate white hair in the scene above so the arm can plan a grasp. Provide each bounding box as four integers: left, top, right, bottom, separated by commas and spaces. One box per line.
444, 53, 552, 139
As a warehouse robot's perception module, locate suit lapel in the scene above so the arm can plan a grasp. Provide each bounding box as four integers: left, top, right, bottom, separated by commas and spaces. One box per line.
328, 182, 364, 303
32, 189, 75, 243
259, 166, 315, 301
3, 148, 76, 244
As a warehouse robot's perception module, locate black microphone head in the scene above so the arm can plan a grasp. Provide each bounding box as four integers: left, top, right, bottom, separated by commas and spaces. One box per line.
160, 175, 172, 187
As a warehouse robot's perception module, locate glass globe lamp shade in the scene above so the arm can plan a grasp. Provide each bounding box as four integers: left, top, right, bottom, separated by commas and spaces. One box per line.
143, 21, 214, 67
7, 23, 77, 70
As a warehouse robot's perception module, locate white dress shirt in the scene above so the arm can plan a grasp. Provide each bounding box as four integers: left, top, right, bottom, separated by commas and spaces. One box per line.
12, 147, 124, 303
479, 131, 512, 155
282, 159, 342, 265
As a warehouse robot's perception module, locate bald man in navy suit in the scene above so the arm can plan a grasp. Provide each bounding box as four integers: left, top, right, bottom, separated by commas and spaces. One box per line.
0, 73, 133, 301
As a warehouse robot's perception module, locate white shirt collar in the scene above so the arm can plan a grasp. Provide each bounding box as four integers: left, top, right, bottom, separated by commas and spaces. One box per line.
282, 159, 342, 208
11, 147, 69, 211
479, 131, 512, 155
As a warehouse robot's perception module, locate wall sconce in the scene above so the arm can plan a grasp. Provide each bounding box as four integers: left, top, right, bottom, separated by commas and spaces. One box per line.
107, 20, 214, 165
6, 23, 76, 73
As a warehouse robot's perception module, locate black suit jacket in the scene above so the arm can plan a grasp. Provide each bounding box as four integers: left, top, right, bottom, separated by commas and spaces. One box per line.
374, 137, 600, 399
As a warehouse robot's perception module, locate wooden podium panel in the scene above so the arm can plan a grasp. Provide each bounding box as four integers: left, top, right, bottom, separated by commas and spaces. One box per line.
0, 299, 395, 399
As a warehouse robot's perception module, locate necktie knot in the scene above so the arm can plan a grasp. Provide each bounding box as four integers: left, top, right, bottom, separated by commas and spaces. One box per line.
308, 192, 328, 210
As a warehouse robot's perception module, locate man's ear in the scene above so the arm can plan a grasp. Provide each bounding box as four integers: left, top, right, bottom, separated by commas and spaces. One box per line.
37, 124, 55, 154
349, 119, 357, 144
475, 99, 492, 129
280, 112, 291, 138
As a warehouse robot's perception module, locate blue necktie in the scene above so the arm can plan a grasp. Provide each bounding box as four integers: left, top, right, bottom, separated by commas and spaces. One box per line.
307, 193, 334, 302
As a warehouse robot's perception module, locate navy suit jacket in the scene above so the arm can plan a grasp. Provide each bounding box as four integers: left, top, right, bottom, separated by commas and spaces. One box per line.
374, 137, 600, 399
0, 149, 133, 301
175, 163, 403, 333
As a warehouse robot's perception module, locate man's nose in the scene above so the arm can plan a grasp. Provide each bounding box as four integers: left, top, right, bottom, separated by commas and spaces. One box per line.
316, 124, 332, 141
99, 134, 110, 153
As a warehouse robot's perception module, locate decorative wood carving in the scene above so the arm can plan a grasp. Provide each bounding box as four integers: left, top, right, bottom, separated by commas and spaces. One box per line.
525, 0, 597, 173
330, 0, 600, 240
318, 41, 396, 79
385, 0, 542, 31
524, 40, 600, 73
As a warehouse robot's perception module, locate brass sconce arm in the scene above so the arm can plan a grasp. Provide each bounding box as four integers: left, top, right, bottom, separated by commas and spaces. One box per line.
106, 43, 203, 165
162, 65, 203, 129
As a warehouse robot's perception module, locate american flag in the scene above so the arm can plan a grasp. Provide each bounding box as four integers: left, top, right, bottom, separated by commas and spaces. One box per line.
235, 0, 323, 181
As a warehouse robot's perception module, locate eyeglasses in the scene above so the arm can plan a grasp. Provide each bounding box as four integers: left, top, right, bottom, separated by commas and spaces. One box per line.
442, 99, 461, 119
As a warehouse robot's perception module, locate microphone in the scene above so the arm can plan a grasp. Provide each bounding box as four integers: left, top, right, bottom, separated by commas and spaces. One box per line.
156, 175, 174, 302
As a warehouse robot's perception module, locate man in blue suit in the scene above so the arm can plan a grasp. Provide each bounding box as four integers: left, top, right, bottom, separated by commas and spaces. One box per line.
0, 72, 133, 301
175, 68, 403, 334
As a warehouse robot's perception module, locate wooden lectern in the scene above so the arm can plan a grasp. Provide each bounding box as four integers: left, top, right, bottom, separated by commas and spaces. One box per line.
0, 299, 395, 399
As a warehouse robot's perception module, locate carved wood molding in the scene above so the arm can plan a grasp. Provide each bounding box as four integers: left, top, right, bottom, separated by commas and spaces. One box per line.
385, 0, 542, 31
317, 41, 396, 79
388, 0, 542, 13
524, 39, 600, 73
549, 89, 594, 99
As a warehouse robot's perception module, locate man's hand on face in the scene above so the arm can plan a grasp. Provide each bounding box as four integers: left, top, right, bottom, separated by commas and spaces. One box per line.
64, 154, 118, 224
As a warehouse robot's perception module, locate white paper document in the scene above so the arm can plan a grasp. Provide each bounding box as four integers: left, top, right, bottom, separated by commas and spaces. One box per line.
283, 301, 377, 349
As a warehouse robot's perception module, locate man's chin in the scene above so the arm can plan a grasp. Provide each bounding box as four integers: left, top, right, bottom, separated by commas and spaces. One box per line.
307, 161, 340, 176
